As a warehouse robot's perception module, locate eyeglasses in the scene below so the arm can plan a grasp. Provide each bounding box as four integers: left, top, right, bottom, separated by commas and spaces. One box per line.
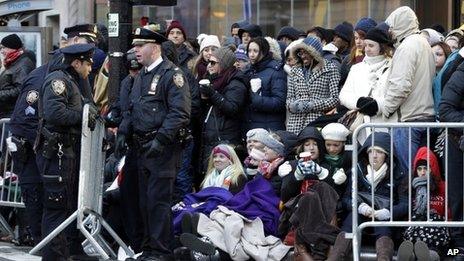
209, 60, 218, 66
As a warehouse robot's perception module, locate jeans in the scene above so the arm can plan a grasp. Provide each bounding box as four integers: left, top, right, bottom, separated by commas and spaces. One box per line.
393, 127, 427, 175
174, 140, 194, 202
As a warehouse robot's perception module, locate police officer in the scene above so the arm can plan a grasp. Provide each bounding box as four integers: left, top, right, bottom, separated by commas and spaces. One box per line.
116, 28, 191, 260
36, 43, 95, 260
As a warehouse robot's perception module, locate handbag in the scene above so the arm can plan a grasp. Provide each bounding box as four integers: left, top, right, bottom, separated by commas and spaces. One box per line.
338, 109, 363, 131
357, 191, 391, 209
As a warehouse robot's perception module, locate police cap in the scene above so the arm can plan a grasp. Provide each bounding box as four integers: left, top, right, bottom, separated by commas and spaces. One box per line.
132, 27, 168, 46
61, 43, 95, 63
64, 24, 98, 42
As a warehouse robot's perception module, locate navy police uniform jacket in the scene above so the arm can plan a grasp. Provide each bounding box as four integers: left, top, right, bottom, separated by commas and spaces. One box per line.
40, 65, 85, 135
120, 59, 191, 144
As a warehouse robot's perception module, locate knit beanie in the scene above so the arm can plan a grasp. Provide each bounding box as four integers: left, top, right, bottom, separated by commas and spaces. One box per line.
302, 36, 323, 56
277, 26, 302, 41
255, 133, 285, 157
334, 22, 354, 42
212, 47, 236, 70
199, 35, 221, 53
1, 34, 22, 49
166, 20, 187, 40
354, 17, 377, 34
235, 47, 249, 61
246, 128, 269, 142
365, 27, 391, 44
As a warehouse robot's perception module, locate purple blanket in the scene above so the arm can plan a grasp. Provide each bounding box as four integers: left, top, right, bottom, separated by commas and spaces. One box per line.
224, 176, 281, 236
173, 187, 233, 234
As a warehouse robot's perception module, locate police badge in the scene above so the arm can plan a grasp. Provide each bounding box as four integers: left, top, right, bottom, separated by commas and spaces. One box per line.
173, 73, 184, 88
26, 90, 39, 105
148, 75, 160, 95
52, 80, 66, 96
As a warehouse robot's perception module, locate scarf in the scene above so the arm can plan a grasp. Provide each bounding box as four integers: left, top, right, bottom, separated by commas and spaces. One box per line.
324, 154, 343, 169
197, 59, 208, 79
203, 165, 234, 190
412, 175, 436, 216
208, 67, 236, 93
365, 163, 388, 190
258, 157, 284, 179
3, 49, 23, 68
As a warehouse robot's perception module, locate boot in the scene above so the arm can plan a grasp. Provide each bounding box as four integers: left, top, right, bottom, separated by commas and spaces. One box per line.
414, 240, 431, 261
376, 236, 394, 261
326, 232, 352, 261
397, 240, 414, 261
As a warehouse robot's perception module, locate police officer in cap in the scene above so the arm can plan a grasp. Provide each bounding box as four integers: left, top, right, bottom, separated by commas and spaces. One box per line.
36, 43, 95, 260
116, 28, 190, 260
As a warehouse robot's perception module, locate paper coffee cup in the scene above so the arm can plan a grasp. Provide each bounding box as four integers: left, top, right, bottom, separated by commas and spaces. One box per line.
250, 78, 262, 92
199, 79, 210, 86
299, 151, 312, 161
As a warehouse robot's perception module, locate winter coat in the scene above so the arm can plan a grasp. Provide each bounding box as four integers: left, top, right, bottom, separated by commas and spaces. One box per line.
341, 132, 408, 220
177, 44, 197, 71
439, 60, 464, 124
382, 7, 435, 122
202, 70, 248, 145
286, 43, 340, 135
0, 53, 35, 118
246, 56, 287, 131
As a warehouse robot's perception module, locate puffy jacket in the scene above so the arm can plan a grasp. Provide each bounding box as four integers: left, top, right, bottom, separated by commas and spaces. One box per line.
382, 7, 435, 122
0, 53, 35, 118
246, 56, 287, 131
202, 70, 248, 145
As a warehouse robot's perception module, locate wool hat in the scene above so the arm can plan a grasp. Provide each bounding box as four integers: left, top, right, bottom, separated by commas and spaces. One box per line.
256, 133, 286, 157
235, 47, 249, 61
199, 35, 221, 53
277, 26, 302, 41
246, 128, 269, 142
1, 34, 22, 49
321, 123, 350, 142
334, 22, 354, 42
302, 36, 323, 56
212, 144, 232, 161
166, 20, 187, 40
354, 17, 377, 34
212, 47, 236, 70
365, 27, 392, 45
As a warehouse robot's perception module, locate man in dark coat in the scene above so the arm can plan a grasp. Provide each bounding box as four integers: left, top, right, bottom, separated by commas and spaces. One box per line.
166, 20, 197, 71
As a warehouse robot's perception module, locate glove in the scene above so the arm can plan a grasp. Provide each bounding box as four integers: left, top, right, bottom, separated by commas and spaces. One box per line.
87, 103, 99, 131
374, 208, 391, 220
356, 97, 378, 117
288, 100, 314, 113
6, 137, 17, 152
294, 159, 325, 180
142, 137, 165, 158
332, 168, 347, 185
199, 82, 215, 97
278, 161, 292, 178
358, 202, 374, 217
114, 134, 126, 159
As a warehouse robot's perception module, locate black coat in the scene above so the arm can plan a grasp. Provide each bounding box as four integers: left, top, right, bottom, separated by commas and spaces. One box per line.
439, 60, 464, 123
0, 53, 35, 118
201, 71, 248, 145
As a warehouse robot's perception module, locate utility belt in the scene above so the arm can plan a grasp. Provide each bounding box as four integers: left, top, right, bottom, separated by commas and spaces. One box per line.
39, 128, 79, 160
132, 128, 192, 146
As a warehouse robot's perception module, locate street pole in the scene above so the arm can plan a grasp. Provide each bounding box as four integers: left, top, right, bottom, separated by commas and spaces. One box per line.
108, 0, 132, 106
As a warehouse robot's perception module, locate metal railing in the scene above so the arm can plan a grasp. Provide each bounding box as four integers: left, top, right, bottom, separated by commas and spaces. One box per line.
0, 118, 25, 237
29, 104, 134, 259
348, 122, 464, 260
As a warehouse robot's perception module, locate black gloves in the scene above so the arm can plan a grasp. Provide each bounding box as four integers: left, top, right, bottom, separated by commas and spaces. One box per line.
142, 138, 165, 158
114, 134, 126, 159
87, 103, 99, 131
199, 83, 215, 98
356, 97, 379, 117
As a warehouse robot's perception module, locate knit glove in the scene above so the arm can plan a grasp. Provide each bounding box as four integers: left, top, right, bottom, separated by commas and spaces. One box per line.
332, 168, 347, 185
278, 161, 293, 178
288, 100, 314, 113
294, 160, 329, 180
374, 208, 391, 220
356, 97, 379, 116
358, 202, 374, 217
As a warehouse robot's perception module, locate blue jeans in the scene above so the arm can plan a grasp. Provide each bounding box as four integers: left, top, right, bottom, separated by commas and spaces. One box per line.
393, 127, 426, 175
174, 140, 194, 201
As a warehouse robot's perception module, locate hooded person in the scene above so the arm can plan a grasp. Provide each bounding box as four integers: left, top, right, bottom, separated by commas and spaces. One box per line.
361, 6, 435, 176
245, 36, 287, 132
397, 147, 449, 261
0, 33, 35, 118
329, 132, 408, 261
238, 24, 263, 46
277, 26, 303, 45
285, 36, 340, 135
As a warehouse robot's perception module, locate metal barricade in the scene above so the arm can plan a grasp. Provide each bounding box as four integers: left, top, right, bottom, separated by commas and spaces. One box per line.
348, 122, 464, 260
29, 105, 134, 259
0, 118, 25, 237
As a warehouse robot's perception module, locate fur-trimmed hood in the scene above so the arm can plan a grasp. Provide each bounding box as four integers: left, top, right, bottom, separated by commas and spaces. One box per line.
265, 36, 282, 61
290, 42, 325, 70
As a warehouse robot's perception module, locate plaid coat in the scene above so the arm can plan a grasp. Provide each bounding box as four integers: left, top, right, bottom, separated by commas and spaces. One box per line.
286, 43, 340, 134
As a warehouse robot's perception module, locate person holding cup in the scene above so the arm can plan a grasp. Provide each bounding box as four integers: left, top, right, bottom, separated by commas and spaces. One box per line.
198, 47, 248, 174
246, 37, 287, 132
193, 34, 221, 80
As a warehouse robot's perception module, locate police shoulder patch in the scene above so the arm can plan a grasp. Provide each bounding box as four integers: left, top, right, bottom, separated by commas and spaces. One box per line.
51, 79, 66, 96
26, 90, 39, 104
173, 73, 184, 88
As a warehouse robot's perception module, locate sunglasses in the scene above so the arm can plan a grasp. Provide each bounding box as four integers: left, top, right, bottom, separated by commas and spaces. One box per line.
209, 60, 218, 66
